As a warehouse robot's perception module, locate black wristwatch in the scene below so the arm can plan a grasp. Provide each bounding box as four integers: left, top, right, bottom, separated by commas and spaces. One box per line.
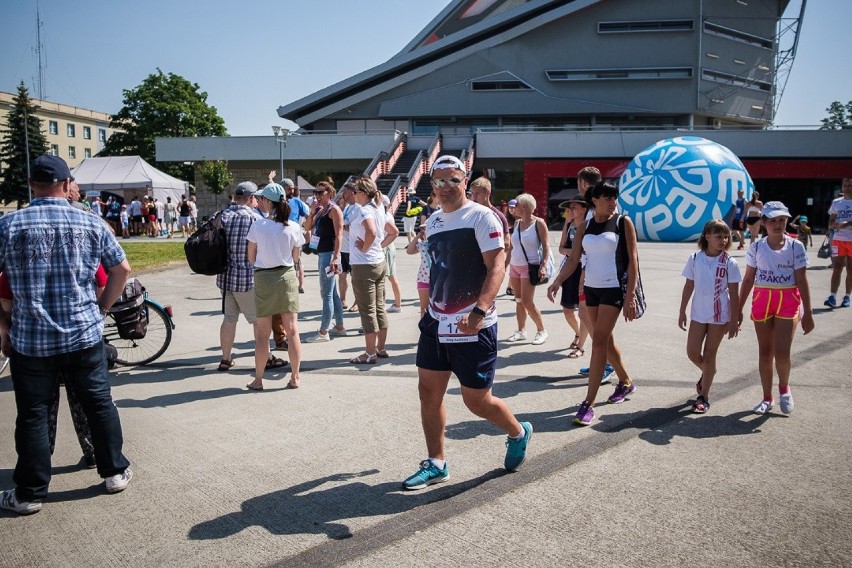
471, 306, 487, 318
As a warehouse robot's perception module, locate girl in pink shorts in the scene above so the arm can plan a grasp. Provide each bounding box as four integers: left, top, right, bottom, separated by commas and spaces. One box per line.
738, 201, 814, 415
406, 225, 432, 317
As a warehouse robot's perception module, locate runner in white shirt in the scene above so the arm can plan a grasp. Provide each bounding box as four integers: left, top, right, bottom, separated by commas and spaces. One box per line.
824, 177, 852, 308
678, 219, 742, 413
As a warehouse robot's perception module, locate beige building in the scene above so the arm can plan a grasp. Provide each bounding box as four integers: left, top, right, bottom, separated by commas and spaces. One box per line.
0, 90, 117, 169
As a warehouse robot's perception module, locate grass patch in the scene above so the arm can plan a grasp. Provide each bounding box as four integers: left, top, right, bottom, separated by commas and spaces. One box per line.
120, 241, 186, 273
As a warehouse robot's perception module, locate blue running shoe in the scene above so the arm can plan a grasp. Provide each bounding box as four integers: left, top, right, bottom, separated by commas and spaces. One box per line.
574, 401, 595, 426
607, 381, 636, 404
841, 296, 851, 308
600, 365, 615, 385
580, 363, 614, 377
824, 295, 837, 308
504, 422, 533, 471
402, 460, 449, 490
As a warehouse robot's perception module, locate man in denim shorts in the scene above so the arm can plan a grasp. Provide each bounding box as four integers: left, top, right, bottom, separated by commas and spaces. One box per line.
402, 155, 532, 490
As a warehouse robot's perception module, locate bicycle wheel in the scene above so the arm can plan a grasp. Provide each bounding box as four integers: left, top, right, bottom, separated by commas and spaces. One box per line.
106, 300, 173, 366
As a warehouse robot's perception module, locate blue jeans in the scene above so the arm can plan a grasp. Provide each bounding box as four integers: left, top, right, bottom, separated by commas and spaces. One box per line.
10, 341, 130, 501
317, 251, 344, 331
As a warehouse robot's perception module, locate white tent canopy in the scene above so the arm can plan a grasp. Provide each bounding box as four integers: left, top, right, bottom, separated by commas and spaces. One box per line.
71, 156, 189, 204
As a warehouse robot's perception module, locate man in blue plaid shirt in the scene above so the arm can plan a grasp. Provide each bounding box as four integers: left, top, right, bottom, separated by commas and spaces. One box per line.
217, 181, 262, 371
0, 155, 133, 515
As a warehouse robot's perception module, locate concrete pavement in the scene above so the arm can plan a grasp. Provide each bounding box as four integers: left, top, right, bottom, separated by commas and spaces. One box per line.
0, 235, 850, 567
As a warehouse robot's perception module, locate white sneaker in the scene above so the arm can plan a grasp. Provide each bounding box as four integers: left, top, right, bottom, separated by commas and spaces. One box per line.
328, 327, 348, 337
0, 489, 41, 515
780, 392, 794, 414
105, 468, 133, 494
753, 399, 774, 415
506, 330, 527, 342
304, 332, 331, 343
532, 330, 549, 345
387, 305, 402, 313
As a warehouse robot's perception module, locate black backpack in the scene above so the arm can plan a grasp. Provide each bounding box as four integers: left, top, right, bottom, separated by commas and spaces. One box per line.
184, 209, 227, 275
110, 278, 149, 340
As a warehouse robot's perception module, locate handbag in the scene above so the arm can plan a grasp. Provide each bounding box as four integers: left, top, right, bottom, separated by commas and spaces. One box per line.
614, 215, 646, 318
517, 219, 553, 286
817, 237, 831, 259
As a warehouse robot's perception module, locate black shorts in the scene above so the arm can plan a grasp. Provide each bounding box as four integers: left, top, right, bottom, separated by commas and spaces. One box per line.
560, 267, 581, 309
131, 215, 143, 224
732, 219, 743, 231
340, 252, 351, 274
416, 313, 497, 389
584, 286, 624, 309
746, 216, 761, 226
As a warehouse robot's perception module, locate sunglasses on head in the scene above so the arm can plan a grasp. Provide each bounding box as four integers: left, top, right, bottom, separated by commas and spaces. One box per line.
430, 177, 463, 189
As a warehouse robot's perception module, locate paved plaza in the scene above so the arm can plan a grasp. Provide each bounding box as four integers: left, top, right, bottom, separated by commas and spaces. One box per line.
0, 234, 850, 567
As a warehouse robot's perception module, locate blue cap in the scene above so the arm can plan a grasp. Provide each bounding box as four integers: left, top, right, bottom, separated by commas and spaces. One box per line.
761, 201, 791, 219
31, 154, 74, 183
259, 183, 284, 203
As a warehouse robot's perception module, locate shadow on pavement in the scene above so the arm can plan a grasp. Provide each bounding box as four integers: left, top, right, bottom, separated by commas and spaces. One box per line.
188, 468, 506, 541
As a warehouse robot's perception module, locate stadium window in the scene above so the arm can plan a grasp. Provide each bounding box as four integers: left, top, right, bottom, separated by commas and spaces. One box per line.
84, 148, 92, 158
50, 144, 59, 156
49, 120, 58, 135
67, 123, 76, 137
98, 128, 107, 142
702, 69, 772, 92
598, 19, 693, 33
83, 126, 91, 139
471, 80, 532, 91
68, 146, 76, 159
547, 67, 692, 81
704, 21, 773, 49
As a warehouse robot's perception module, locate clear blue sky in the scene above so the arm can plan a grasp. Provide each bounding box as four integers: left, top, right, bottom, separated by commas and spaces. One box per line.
2, 0, 849, 135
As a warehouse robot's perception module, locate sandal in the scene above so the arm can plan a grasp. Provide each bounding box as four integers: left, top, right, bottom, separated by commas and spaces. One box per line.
566, 347, 585, 359
217, 359, 235, 371
286, 378, 300, 389
692, 395, 709, 414
347, 304, 360, 313
376, 349, 389, 358
246, 383, 264, 391
569, 335, 580, 350
265, 356, 288, 370
349, 352, 377, 364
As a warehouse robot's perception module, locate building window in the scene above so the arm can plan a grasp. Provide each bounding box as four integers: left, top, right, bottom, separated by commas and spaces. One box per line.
598, 19, 693, 33
98, 128, 107, 142
471, 80, 532, 91
49, 120, 58, 135
702, 69, 771, 92
83, 126, 92, 139
67, 123, 76, 137
84, 148, 92, 158
50, 144, 59, 156
704, 21, 773, 49
68, 146, 76, 159
547, 67, 693, 81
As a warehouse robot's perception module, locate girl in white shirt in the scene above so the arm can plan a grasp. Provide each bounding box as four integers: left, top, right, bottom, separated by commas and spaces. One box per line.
738, 201, 814, 415
678, 220, 742, 413
246, 184, 305, 391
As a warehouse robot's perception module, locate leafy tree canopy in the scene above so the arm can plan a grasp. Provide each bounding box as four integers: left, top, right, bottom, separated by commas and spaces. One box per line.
0, 82, 49, 207
198, 159, 233, 195
820, 100, 852, 130
101, 69, 227, 180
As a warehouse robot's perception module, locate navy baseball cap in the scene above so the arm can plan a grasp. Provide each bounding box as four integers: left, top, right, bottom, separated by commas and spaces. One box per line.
31, 154, 74, 183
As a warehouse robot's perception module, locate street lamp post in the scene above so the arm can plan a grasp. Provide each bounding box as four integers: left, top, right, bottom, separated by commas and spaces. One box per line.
272, 126, 290, 182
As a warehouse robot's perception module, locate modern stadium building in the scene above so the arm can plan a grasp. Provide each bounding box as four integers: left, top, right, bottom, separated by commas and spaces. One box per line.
157, 0, 851, 231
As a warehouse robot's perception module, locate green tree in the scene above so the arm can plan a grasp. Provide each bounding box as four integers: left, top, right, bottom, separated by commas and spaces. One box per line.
198, 159, 233, 195
101, 69, 227, 180
0, 82, 49, 207
820, 100, 852, 130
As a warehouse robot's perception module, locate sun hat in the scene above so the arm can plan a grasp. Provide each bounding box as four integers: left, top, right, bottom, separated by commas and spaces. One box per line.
259, 183, 284, 202
761, 201, 791, 219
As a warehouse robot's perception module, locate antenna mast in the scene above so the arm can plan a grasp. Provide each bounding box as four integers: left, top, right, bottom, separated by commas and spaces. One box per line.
35, 0, 45, 100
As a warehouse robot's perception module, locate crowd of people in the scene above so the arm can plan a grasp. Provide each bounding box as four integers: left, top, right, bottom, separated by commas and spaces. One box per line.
0, 152, 847, 515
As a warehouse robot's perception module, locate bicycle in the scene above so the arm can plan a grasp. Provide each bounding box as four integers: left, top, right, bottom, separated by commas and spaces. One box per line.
104, 292, 175, 366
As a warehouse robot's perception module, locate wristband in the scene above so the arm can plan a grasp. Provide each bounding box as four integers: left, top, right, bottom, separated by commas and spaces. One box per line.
471, 306, 487, 318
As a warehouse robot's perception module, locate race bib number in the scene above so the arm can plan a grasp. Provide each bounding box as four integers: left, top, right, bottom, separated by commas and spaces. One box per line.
437, 313, 478, 343
309, 234, 320, 250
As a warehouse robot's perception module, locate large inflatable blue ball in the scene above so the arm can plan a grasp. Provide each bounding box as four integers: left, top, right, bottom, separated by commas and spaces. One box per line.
618, 136, 754, 242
